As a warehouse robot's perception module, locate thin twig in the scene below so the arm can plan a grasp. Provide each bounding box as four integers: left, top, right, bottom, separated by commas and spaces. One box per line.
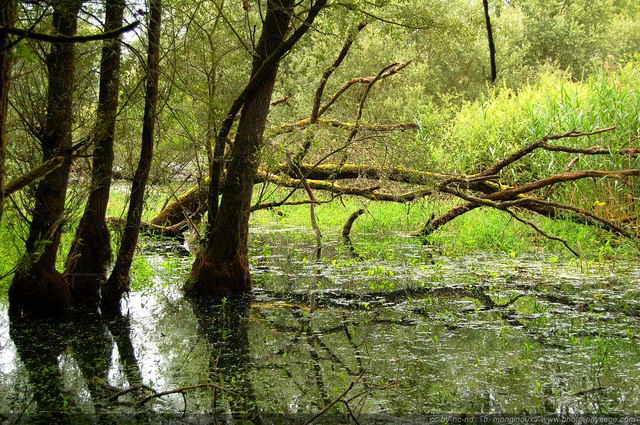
503, 208, 580, 256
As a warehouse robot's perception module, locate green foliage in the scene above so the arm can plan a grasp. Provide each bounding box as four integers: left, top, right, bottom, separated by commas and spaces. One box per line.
251, 187, 638, 261
416, 62, 640, 222
3, 0, 640, 282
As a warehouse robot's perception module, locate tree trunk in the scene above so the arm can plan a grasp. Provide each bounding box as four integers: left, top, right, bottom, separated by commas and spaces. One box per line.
483, 0, 497, 83
9, 0, 82, 318
66, 0, 125, 310
186, 0, 297, 296
102, 0, 162, 311
0, 0, 17, 223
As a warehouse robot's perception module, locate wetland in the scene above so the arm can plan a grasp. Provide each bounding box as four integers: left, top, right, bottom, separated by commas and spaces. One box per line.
2, 226, 639, 423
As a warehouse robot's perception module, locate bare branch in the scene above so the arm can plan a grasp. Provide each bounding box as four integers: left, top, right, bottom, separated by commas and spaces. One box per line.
274, 118, 417, 136
138, 383, 244, 406
319, 60, 411, 117
251, 198, 330, 212
1, 21, 139, 44
503, 208, 580, 256
3, 156, 64, 196
508, 198, 634, 238
311, 22, 367, 123
540, 143, 639, 157
479, 127, 618, 177
336, 3, 433, 30
258, 171, 432, 202
485, 168, 639, 200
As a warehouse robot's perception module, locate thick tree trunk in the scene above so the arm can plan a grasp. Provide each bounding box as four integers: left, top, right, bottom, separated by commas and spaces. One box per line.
0, 0, 17, 223
186, 0, 296, 296
102, 0, 162, 311
66, 0, 125, 309
9, 0, 82, 318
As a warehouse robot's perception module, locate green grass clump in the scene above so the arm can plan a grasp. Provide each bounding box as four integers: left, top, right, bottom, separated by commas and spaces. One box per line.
418, 63, 640, 177
250, 187, 637, 263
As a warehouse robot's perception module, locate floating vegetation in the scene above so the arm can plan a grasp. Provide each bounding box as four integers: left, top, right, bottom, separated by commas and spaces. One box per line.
1, 228, 639, 422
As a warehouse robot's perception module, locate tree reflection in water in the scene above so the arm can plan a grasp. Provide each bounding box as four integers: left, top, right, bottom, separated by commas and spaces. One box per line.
8, 311, 143, 423
189, 295, 262, 422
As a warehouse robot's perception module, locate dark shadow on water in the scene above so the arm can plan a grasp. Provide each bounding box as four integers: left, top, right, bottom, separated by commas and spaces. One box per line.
104, 311, 143, 388
8, 310, 145, 424
188, 295, 263, 424
9, 317, 69, 424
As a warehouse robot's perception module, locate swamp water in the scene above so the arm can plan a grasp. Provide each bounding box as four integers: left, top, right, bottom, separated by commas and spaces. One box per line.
1, 227, 640, 423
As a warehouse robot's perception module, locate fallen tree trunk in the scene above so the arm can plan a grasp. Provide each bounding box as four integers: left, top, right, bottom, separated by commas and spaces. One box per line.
265, 162, 449, 185
107, 216, 188, 239
149, 182, 207, 227
416, 128, 639, 251
127, 127, 639, 254
256, 171, 434, 203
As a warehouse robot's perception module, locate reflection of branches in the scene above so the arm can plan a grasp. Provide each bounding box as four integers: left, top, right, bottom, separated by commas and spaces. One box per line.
138, 383, 245, 406
302, 372, 363, 425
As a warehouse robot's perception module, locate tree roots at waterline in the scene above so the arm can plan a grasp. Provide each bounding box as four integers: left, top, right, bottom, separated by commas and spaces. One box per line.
185, 252, 252, 297
9, 265, 72, 318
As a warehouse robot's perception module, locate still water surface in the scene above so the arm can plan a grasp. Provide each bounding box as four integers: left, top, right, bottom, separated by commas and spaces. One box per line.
1, 228, 639, 422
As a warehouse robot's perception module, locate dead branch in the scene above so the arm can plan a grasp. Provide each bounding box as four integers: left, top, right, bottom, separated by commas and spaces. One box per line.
342, 209, 365, 237
510, 197, 634, 238
257, 171, 433, 202
274, 118, 417, 136
138, 383, 243, 406
251, 198, 330, 212
287, 152, 323, 259
540, 143, 639, 157
3, 156, 64, 196
503, 208, 579, 256
342, 209, 365, 259
416, 186, 581, 255
1, 21, 139, 44
479, 127, 618, 177
484, 168, 640, 200
318, 60, 411, 117
268, 162, 448, 185
149, 182, 207, 226
105, 383, 156, 402
270, 95, 290, 106
107, 216, 189, 238
311, 23, 368, 124
416, 203, 481, 238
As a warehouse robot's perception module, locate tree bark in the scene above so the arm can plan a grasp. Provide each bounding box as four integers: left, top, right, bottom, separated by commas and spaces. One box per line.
102, 0, 162, 311
0, 0, 17, 223
9, 0, 83, 318
482, 0, 497, 83
149, 180, 207, 226
66, 0, 125, 309
186, 0, 299, 296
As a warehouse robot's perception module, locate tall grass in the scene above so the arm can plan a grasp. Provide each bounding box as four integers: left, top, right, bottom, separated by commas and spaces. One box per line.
416, 62, 640, 223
